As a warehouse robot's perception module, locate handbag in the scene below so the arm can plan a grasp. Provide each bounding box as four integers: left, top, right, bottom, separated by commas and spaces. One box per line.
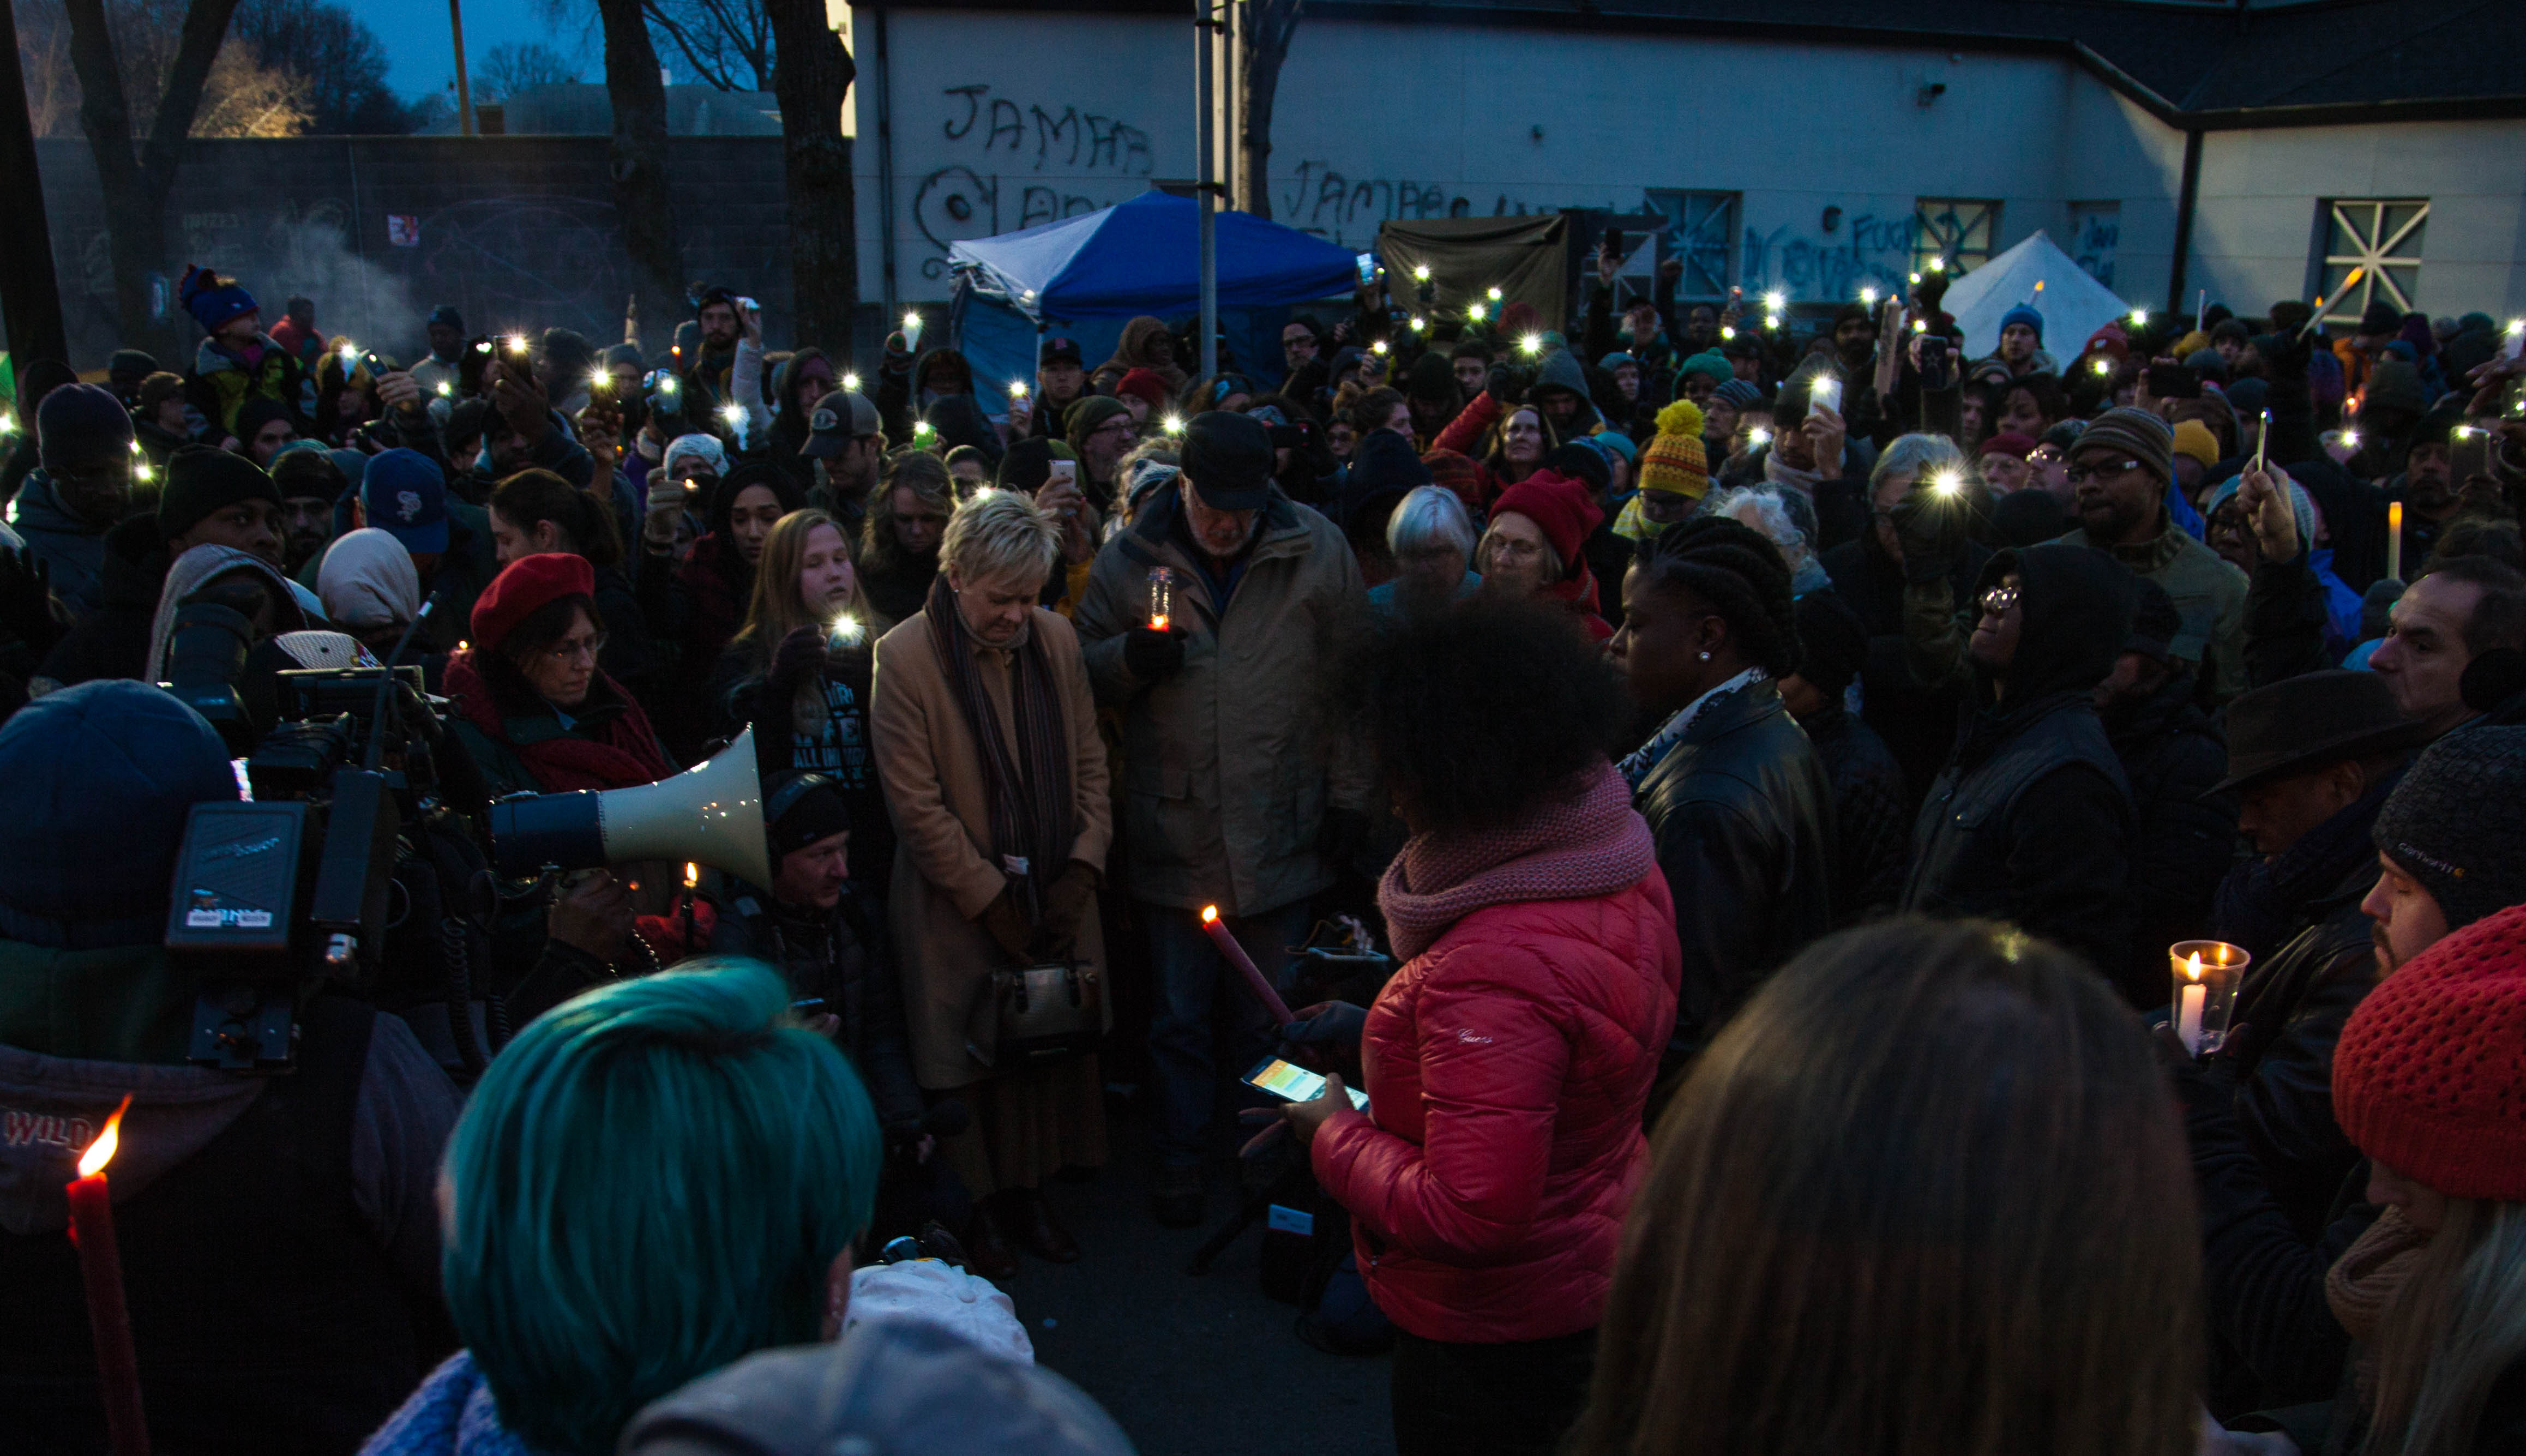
965, 959, 1102, 1069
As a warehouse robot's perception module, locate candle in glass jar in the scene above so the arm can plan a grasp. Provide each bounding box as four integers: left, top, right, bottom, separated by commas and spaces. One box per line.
1146, 566, 1175, 633
2176, 953, 2206, 1051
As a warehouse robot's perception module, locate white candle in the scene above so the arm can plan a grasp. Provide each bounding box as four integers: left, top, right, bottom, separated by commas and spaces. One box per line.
2178, 981, 2205, 1052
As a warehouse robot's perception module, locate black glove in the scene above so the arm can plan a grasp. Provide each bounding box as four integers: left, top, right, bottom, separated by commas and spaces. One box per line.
0, 546, 60, 655
1484, 363, 1531, 406
1123, 625, 1185, 683
1281, 1000, 1367, 1050
767, 623, 827, 694
1887, 490, 1970, 588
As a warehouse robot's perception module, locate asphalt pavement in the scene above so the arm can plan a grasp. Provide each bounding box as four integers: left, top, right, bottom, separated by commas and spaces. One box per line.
996, 1100, 1394, 1456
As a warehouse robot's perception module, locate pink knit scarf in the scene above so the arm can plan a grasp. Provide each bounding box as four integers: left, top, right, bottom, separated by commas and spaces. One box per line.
1378, 760, 1658, 962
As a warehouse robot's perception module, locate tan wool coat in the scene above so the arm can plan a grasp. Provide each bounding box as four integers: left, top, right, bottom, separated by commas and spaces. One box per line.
871, 604, 1112, 1090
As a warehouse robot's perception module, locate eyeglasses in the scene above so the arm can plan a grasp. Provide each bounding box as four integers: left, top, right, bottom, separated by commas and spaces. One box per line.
544, 633, 608, 665
1091, 418, 1136, 441
2064, 457, 2145, 484
1486, 536, 1545, 560
1978, 586, 2020, 617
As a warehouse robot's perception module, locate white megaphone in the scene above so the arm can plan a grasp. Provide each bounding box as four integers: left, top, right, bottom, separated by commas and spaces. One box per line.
486, 726, 771, 889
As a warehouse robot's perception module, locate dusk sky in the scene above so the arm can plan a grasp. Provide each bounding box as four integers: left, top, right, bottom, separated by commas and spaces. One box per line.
369, 1, 597, 102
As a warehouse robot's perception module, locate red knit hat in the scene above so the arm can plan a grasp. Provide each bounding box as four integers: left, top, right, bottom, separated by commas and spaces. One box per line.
1115, 369, 1169, 412
1422, 448, 1495, 514
471, 552, 596, 653
1489, 470, 1603, 569
2332, 901, 2526, 1201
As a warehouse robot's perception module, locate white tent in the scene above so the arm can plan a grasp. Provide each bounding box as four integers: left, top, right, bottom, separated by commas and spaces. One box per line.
1939, 230, 2134, 363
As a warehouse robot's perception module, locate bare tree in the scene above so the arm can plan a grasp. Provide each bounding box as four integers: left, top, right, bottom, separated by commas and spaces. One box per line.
1235, 0, 1300, 219
59, 0, 245, 352
645, 0, 771, 92
473, 41, 581, 104
20, 0, 308, 139
593, 0, 687, 338
760, 0, 851, 348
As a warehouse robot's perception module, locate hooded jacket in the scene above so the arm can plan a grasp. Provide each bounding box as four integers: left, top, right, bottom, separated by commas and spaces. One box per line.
875, 346, 976, 443
1900, 544, 2139, 975
11, 470, 115, 618
2055, 513, 2251, 704
145, 544, 312, 683
187, 333, 306, 440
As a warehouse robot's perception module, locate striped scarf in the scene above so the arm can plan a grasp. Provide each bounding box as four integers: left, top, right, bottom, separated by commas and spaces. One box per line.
925, 573, 1073, 918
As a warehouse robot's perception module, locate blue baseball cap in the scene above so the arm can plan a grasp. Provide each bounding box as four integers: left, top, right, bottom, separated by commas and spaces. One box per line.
360, 448, 449, 554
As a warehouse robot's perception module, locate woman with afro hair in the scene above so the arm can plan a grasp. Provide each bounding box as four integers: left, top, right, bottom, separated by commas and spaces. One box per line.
1608, 516, 1837, 1090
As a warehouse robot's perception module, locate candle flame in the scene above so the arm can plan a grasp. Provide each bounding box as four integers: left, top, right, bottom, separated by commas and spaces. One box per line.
683, 862, 699, 889
1201, 905, 1220, 924
2185, 952, 2204, 983
78, 1094, 131, 1178
2341, 266, 2365, 292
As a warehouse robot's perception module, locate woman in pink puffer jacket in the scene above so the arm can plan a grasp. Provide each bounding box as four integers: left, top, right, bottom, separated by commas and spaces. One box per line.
1266, 599, 1680, 1456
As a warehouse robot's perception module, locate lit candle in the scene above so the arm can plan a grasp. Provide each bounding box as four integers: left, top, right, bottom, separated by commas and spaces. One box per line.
2176, 954, 2206, 1052
1146, 565, 1175, 633
67, 1094, 148, 1456
682, 863, 699, 955
1201, 905, 1292, 1025
2255, 410, 2270, 474
2388, 501, 2404, 581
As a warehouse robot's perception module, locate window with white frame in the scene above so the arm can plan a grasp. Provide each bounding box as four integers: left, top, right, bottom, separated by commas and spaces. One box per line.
1915, 198, 2000, 273
2313, 199, 2427, 325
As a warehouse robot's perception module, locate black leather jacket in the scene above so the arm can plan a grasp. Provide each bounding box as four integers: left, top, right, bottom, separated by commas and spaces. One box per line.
1631, 678, 1837, 1055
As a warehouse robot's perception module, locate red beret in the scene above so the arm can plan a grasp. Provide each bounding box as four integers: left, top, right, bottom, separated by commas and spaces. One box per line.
2332, 902, 2526, 1202
1979, 432, 2039, 461
1115, 369, 1170, 411
470, 552, 594, 652
1488, 469, 1603, 569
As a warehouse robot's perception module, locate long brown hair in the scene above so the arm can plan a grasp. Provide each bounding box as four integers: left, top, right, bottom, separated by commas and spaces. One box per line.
729, 508, 868, 664
1564, 918, 2200, 1456
861, 450, 953, 576
1482, 402, 1556, 485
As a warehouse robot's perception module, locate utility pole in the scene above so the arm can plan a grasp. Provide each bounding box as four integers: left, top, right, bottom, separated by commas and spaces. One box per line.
1194, 0, 1220, 382
0, 0, 70, 367
450, 0, 476, 136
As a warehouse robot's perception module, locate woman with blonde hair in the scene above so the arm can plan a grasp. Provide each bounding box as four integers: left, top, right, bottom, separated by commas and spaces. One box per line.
715, 507, 888, 886
871, 488, 1111, 1278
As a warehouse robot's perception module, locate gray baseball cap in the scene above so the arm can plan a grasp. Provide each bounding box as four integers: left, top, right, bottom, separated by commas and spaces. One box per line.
802, 390, 882, 459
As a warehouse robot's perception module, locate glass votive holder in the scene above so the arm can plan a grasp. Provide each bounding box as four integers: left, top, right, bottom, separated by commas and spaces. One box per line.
2169, 940, 2249, 1055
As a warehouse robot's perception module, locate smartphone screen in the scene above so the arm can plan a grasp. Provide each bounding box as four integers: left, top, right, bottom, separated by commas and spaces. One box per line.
1809, 376, 1844, 415
1356, 252, 1378, 285
1244, 1057, 1369, 1111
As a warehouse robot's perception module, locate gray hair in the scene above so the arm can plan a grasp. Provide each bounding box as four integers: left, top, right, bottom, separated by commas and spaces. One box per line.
1703, 485, 1818, 581
1386, 485, 1478, 561
1870, 432, 1972, 495
940, 487, 1060, 588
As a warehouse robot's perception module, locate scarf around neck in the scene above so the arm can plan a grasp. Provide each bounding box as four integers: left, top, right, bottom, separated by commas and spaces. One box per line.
1379, 760, 1656, 962
923, 574, 1072, 918
2326, 1205, 2432, 1403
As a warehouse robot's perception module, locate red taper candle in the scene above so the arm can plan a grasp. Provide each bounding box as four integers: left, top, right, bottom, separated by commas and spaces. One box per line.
1201, 905, 1294, 1026
67, 1093, 149, 1456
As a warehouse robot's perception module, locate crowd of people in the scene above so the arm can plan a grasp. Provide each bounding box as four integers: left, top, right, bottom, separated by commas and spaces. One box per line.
0, 237, 2523, 1456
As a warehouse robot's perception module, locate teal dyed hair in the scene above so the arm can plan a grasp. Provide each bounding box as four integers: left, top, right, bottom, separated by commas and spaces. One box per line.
441, 959, 882, 1455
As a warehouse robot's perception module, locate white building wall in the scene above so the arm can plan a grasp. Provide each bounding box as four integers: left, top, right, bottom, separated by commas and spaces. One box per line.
851, 8, 2526, 321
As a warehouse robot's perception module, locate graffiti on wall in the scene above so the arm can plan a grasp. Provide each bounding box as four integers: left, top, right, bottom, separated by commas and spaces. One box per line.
1738, 211, 1920, 301
911, 84, 1154, 279
1274, 160, 1579, 249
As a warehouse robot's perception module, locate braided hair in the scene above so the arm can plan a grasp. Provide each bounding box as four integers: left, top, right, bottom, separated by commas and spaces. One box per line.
1636, 516, 1802, 678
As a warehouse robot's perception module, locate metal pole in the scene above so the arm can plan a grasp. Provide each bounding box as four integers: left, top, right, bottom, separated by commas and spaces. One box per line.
1195, 0, 1218, 382
450, 0, 476, 137
0, 0, 69, 369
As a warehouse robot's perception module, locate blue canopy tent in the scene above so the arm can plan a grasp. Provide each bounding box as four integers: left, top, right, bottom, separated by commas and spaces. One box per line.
946, 190, 1360, 418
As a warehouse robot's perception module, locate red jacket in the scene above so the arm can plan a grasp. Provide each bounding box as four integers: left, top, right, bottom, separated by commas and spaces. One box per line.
1310, 872, 1680, 1341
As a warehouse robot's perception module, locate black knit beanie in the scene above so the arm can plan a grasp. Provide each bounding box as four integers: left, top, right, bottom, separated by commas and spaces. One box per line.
766, 773, 855, 861
158, 447, 281, 540
2372, 727, 2526, 931
37, 383, 135, 473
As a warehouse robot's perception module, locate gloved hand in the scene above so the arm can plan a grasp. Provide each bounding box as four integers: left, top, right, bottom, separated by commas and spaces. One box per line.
1035, 861, 1100, 955
977, 887, 1034, 961
0, 545, 61, 654
768, 623, 828, 695
1888, 488, 1970, 588
1123, 625, 1184, 684
1484, 362, 1531, 405
1281, 1000, 1367, 1050
642, 482, 685, 547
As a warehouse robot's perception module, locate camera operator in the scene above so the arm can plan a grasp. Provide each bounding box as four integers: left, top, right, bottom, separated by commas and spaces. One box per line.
0, 681, 462, 1452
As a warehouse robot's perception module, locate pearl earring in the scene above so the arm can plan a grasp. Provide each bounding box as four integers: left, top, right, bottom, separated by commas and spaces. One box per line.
1698, 650, 1712, 661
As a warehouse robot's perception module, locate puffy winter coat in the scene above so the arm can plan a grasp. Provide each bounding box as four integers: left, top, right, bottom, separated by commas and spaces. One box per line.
1310, 873, 1680, 1343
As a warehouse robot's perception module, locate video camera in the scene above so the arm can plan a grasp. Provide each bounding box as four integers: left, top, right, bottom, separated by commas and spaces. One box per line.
154, 601, 770, 1079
